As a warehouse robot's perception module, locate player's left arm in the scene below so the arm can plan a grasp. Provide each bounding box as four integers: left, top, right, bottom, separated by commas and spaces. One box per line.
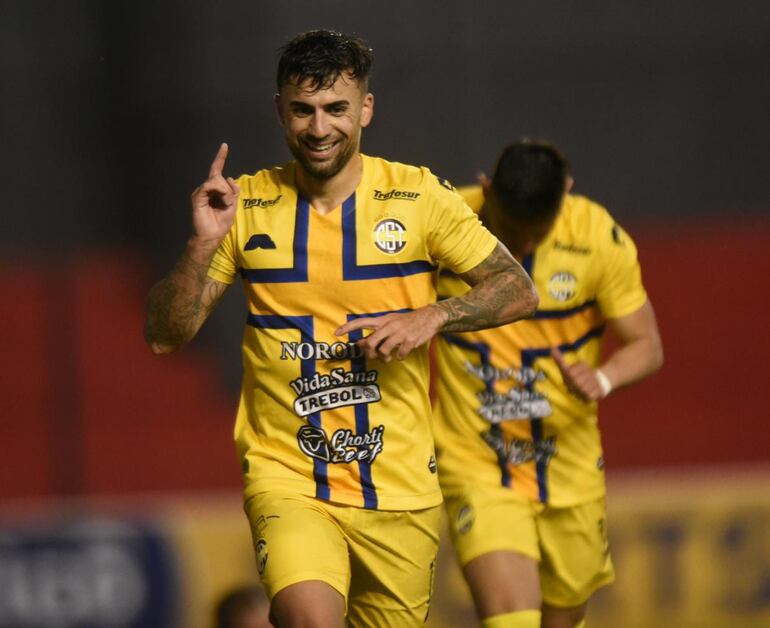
552, 299, 663, 401
334, 242, 538, 361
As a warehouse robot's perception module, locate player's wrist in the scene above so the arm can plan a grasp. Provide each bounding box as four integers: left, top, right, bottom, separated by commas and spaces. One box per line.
427, 302, 450, 331
186, 235, 222, 263
595, 369, 613, 398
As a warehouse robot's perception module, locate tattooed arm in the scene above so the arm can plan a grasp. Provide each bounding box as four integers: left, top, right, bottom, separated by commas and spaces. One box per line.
433, 241, 537, 332
145, 142, 239, 354
335, 242, 537, 361
144, 245, 230, 354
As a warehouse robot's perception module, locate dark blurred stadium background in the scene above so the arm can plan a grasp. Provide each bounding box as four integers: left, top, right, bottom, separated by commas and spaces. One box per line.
1, 2, 769, 627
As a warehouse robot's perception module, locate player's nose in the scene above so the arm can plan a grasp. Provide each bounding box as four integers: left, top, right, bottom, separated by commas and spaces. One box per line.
308, 111, 331, 138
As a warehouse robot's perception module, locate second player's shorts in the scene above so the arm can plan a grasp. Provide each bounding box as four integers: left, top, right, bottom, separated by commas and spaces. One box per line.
244, 491, 441, 627
443, 485, 614, 607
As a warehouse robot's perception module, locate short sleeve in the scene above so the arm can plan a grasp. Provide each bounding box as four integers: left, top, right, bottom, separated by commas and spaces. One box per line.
425, 176, 498, 274
207, 224, 238, 285
596, 220, 648, 319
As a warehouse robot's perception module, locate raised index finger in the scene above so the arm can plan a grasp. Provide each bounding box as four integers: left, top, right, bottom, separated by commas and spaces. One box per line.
209, 142, 229, 178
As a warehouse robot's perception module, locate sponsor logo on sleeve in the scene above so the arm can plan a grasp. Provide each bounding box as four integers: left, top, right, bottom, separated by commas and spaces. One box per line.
611, 224, 626, 246
243, 194, 283, 209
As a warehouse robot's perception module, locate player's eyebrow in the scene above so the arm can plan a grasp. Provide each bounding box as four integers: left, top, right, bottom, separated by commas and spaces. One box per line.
288, 99, 350, 111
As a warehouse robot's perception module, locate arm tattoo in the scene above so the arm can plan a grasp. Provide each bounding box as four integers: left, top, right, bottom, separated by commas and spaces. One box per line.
433, 243, 537, 333
144, 250, 229, 350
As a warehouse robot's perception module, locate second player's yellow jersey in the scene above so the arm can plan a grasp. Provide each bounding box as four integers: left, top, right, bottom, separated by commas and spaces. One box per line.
434, 186, 647, 507
208, 156, 497, 511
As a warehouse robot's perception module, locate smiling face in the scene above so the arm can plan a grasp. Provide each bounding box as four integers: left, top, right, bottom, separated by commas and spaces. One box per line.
276, 72, 374, 181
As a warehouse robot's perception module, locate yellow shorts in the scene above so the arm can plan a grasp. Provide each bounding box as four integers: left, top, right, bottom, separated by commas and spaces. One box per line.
444, 485, 614, 607
244, 491, 441, 627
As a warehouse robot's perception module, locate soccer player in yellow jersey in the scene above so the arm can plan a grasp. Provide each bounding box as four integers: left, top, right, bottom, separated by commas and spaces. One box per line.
433, 140, 663, 628
144, 31, 538, 627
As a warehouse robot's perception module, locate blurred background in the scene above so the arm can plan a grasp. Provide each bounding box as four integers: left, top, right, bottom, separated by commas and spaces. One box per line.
1, 1, 769, 626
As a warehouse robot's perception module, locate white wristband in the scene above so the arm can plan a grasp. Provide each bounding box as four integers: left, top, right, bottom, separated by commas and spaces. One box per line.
595, 369, 613, 398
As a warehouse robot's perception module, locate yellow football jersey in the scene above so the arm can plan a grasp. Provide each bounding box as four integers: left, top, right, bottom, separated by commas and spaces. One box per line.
208, 156, 497, 511
434, 186, 647, 507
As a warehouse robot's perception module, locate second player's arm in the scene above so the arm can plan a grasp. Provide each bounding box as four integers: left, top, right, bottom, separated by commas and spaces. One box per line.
598, 299, 664, 391
335, 242, 538, 360
552, 299, 663, 400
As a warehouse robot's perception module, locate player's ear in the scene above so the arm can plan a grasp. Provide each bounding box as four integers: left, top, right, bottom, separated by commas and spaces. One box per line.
565, 176, 574, 193
360, 92, 374, 128
274, 93, 285, 127
479, 173, 492, 196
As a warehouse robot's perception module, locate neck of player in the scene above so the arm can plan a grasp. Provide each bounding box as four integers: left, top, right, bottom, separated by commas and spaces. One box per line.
296, 152, 364, 215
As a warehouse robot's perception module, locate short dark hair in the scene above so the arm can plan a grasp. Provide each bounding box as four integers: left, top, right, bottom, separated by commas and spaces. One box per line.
277, 30, 373, 92
491, 140, 571, 220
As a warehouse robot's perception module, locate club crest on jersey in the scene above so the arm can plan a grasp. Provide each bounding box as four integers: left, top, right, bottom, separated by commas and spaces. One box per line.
372, 219, 407, 254
297, 424, 385, 464
547, 271, 577, 302
482, 432, 558, 467
289, 368, 381, 417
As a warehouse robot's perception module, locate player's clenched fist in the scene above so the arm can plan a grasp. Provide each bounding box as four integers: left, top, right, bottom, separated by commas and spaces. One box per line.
190, 142, 240, 247
551, 347, 609, 401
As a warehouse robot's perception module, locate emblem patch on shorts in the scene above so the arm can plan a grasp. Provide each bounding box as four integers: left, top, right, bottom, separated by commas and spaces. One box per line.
456, 504, 475, 535
255, 539, 268, 574
428, 456, 437, 474
373, 218, 407, 254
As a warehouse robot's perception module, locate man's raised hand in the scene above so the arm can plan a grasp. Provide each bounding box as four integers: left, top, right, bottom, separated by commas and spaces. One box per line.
190, 143, 240, 247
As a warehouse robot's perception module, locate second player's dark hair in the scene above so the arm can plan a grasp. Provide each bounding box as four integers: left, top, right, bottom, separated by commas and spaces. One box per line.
277, 29, 373, 92
491, 140, 571, 220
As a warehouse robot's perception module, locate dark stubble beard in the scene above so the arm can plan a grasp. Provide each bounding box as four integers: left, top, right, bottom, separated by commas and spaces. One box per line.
290, 135, 359, 181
